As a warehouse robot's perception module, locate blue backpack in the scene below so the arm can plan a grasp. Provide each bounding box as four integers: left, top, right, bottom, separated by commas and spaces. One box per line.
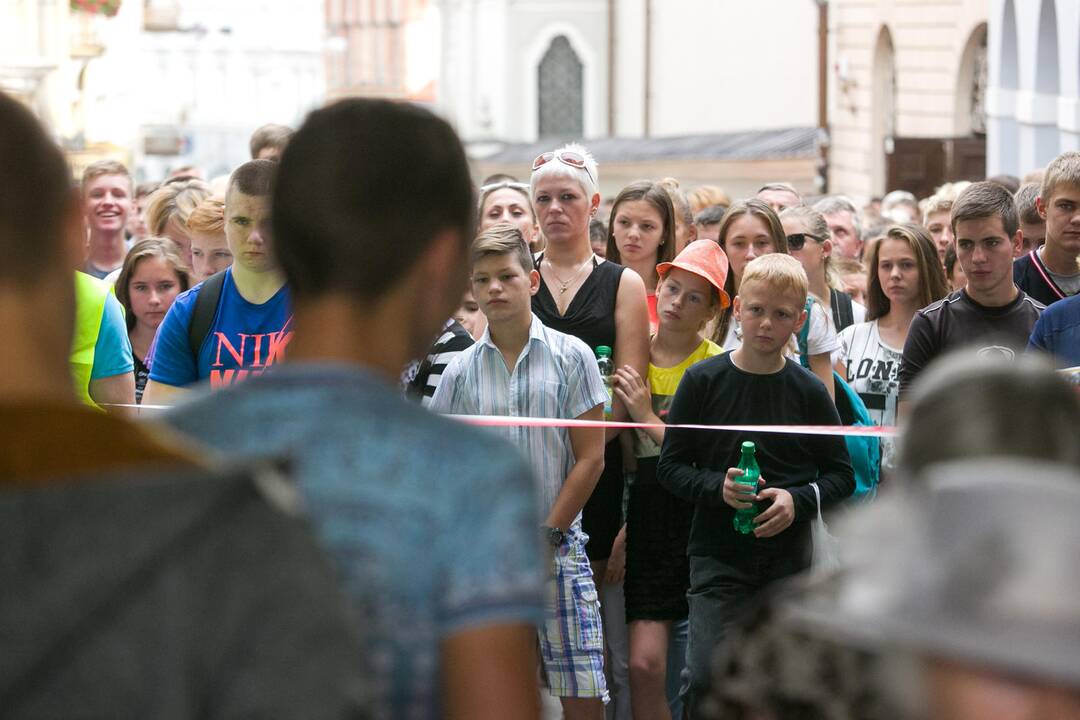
797, 297, 880, 502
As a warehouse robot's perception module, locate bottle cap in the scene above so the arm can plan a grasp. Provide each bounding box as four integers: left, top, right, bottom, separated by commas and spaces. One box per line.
596, 345, 612, 358
741, 441, 756, 452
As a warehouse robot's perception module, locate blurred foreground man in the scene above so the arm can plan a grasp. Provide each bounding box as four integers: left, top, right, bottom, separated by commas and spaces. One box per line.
0, 91, 370, 718
163, 98, 546, 719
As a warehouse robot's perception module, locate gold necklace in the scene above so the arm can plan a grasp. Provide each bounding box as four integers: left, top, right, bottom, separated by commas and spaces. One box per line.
545, 255, 594, 295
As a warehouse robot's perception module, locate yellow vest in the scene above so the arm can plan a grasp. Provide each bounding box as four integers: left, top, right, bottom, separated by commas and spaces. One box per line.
70, 271, 111, 408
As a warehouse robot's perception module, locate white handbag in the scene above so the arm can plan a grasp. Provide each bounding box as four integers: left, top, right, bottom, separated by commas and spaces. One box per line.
810, 482, 841, 572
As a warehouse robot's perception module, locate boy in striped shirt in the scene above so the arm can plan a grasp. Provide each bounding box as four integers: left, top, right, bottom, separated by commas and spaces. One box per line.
431, 224, 610, 718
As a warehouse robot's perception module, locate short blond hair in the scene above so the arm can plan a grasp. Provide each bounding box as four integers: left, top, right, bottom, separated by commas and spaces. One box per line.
471, 223, 532, 274
145, 178, 211, 235
81, 159, 131, 195
739, 253, 808, 306
1041, 151, 1080, 202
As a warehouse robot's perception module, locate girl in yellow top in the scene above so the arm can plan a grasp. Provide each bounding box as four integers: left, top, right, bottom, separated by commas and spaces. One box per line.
612, 240, 730, 719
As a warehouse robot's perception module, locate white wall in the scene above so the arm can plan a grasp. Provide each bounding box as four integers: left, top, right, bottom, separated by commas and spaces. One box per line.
987, 0, 1080, 176
647, 0, 818, 137
829, 0, 987, 198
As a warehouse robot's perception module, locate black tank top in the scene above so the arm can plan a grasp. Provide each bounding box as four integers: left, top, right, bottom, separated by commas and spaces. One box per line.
532, 254, 624, 351
532, 253, 626, 561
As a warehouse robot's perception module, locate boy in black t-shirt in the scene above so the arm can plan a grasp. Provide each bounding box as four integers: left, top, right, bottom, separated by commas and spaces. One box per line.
900, 181, 1044, 409
657, 254, 854, 713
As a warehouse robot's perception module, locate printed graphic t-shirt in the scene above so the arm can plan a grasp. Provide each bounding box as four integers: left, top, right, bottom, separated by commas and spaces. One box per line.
148, 268, 292, 389
838, 320, 902, 471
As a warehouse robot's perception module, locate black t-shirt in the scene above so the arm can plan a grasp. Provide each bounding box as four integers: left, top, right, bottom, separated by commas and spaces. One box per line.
134, 355, 150, 405
657, 353, 854, 563
898, 288, 1045, 397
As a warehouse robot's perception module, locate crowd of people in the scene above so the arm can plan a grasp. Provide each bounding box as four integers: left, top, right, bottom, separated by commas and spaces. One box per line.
3, 83, 1080, 720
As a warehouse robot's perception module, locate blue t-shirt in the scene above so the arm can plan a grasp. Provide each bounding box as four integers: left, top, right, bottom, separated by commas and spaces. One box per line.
92, 292, 134, 379
163, 363, 545, 719
148, 268, 292, 389
1028, 293, 1080, 367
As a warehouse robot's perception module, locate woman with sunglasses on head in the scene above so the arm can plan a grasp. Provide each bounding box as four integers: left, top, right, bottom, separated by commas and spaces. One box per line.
605, 180, 678, 333
836, 224, 949, 473
780, 206, 867, 359
478, 174, 542, 253
530, 142, 650, 720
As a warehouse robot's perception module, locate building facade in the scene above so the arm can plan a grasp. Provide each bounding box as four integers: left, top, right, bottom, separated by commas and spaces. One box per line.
827, 0, 988, 200
986, 0, 1080, 178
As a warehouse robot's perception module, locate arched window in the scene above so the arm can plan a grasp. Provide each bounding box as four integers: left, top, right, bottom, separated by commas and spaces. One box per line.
537, 35, 583, 139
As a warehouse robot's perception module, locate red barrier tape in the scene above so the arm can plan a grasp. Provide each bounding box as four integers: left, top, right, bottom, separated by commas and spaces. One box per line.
109, 403, 896, 437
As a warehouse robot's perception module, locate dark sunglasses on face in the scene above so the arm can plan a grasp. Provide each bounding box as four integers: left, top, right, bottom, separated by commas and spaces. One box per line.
786, 232, 826, 250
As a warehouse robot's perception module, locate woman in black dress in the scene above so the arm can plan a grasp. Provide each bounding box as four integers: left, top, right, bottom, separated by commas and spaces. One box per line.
529, 143, 650, 716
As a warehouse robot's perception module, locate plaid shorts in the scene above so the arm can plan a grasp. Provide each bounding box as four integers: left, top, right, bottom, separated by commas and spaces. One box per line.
538, 526, 609, 701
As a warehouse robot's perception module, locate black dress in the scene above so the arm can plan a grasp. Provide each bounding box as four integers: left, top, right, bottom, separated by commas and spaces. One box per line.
532, 254, 626, 563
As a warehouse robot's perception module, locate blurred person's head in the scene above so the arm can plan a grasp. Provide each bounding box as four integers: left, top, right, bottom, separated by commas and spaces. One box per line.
144, 178, 211, 267
814, 195, 863, 259
168, 164, 204, 181
453, 288, 487, 341
478, 176, 540, 253
694, 204, 726, 243
0, 91, 86, 399
225, 160, 277, 276
882, 190, 919, 223
1036, 151, 1080, 262
864, 224, 949, 321
589, 218, 607, 258
82, 160, 133, 241
943, 243, 967, 291
756, 182, 802, 214
686, 184, 731, 216
186, 197, 232, 281
1014, 182, 1045, 256
605, 180, 677, 276
987, 173, 1022, 195
899, 351, 1080, 474
249, 123, 294, 161
950, 181, 1021, 305
920, 182, 970, 261
832, 255, 868, 304
114, 237, 191, 334
658, 177, 697, 252
126, 181, 158, 242
273, 98, 475, 375
1023, 168, 1046, 185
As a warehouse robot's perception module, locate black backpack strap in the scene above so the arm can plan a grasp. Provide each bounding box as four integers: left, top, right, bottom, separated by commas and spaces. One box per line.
188, 270, 226, 363
830, 288, 855, 332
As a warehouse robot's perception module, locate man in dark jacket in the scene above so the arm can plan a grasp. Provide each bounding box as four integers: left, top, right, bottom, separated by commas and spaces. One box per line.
0, 90, 370, 718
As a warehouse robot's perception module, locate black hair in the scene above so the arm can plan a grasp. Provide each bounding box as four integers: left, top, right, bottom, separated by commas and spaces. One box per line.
0, 91, 74, 285
273, 98, 474, 300
228, 159, 277, 199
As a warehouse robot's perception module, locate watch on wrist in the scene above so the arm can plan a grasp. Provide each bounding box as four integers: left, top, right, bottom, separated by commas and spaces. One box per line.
541, 525, 565, 547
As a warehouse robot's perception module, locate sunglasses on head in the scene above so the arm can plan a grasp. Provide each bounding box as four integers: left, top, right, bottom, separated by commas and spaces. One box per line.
479, 180, 531, 195
532, 150, 596, 185
786, 232, 826, 250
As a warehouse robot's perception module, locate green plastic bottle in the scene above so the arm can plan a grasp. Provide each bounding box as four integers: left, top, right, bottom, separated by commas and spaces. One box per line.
732, 441, 760, 535
596, 346, 614, 419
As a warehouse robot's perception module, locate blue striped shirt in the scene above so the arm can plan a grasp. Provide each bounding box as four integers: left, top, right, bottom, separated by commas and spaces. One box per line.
431, 314, 608, 525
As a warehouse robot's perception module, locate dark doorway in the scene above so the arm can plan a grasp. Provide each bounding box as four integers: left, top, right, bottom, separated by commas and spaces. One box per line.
886, 137, 986, 199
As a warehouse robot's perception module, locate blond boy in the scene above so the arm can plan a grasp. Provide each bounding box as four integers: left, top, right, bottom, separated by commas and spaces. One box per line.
657, 254, 854, 711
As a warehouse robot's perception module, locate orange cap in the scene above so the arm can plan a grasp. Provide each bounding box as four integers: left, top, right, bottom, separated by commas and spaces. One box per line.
656, 239, 731, 308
